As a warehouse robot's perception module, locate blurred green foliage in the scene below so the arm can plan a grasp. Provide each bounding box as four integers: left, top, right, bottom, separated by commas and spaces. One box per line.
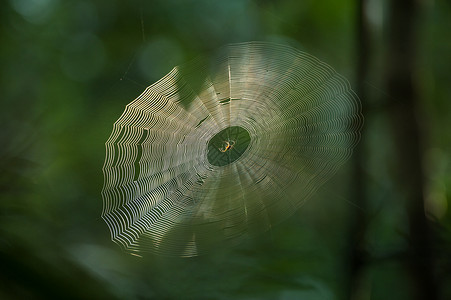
1, 0, 450, 299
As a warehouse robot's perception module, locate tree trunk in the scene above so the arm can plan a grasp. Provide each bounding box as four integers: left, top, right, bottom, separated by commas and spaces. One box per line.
385, 0, 438, 299
346, 0, 370, 299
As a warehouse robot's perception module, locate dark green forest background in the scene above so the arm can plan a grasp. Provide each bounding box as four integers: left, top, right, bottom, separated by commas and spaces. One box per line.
1, 0, 450, 299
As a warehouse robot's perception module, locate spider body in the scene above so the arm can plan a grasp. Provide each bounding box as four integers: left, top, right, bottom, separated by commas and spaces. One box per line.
219, 140, 235, 152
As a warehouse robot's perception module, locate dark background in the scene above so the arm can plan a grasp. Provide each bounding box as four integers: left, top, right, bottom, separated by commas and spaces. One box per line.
1, 0, 450, 299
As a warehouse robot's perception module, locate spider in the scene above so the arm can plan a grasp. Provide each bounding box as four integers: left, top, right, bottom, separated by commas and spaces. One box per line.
219, 140, 236, 152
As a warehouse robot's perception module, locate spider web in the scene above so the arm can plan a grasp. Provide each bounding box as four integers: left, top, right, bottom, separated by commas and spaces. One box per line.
101, 41, 363, 257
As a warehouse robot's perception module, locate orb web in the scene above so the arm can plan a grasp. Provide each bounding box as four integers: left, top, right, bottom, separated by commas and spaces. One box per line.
101, 41, 363, 257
